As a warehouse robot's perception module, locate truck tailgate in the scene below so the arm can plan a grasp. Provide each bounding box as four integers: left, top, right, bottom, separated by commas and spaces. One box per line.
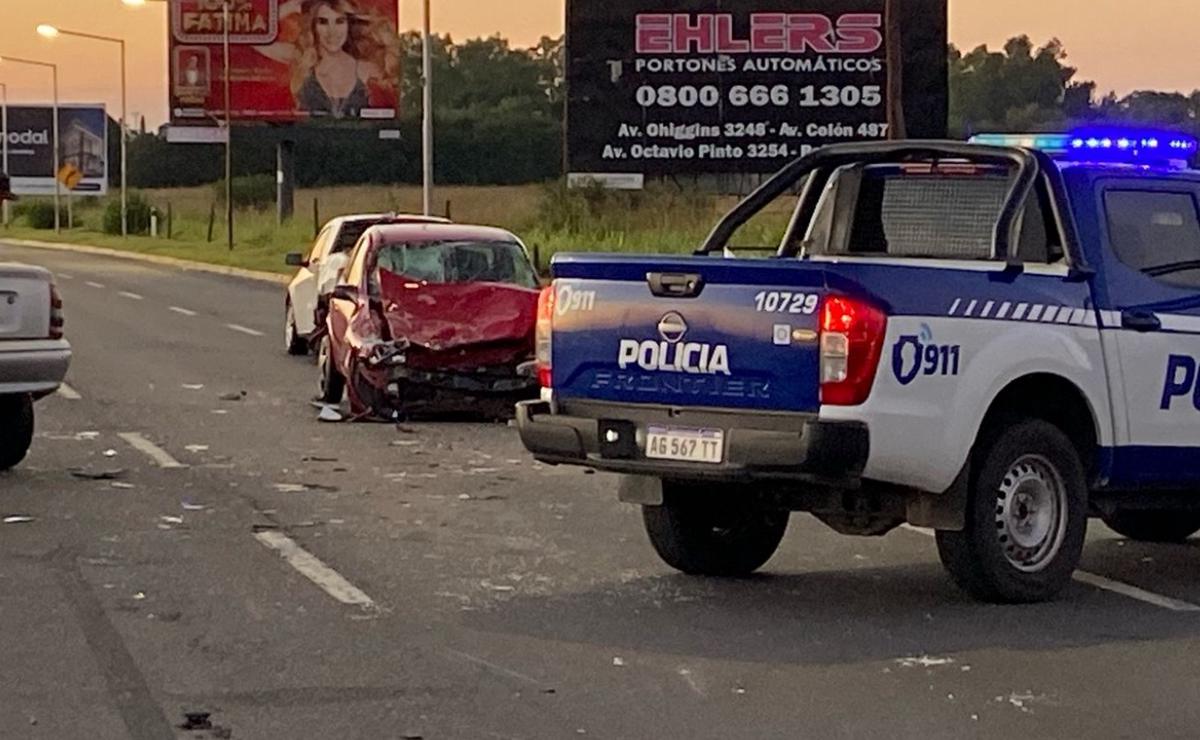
0, 264, 52, 340
551, 255, 829, 413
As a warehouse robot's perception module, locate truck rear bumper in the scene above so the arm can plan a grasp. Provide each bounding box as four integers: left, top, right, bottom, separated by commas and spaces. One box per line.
516, 399, 868, 483
0, 341, 71, 395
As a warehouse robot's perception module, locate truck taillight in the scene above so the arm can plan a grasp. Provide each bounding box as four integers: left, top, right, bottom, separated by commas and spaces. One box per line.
819, 294, 886, 406
535, 284, 555, 388
49, 282, 64, 340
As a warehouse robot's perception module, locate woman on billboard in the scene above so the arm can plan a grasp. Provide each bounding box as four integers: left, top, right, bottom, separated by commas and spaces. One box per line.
256, 0, 400, 119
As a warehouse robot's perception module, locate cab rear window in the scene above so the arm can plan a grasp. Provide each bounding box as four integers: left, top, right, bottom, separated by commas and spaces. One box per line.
1104, 190, 1200, 289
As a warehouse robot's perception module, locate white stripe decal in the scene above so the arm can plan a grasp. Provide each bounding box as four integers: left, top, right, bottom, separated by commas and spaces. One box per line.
947, 298, 962, 316
996, 302, 1012, 319
1012, 303, 1029, 321
1070, 308, 1088, 325
1083, 312, 1098, 327
1055, 308, 1074, 324
1027, 305, 1044, 322
1041, 306, 1060, 323
980, 300, 995, 318
964, 300, 978, 317
1158, 314, 1200, 334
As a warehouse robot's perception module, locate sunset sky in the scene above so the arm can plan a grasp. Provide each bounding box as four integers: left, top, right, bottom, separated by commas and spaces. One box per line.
1, 0, 1197, 128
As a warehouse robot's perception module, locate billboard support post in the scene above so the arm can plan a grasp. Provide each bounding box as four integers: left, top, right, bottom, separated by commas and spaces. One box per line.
1, 82, 8, 228
0, 57, 62, 232
223, 0, 233, 250
276, 139, 294, 224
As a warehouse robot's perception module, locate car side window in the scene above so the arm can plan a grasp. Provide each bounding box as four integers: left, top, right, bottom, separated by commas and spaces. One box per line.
308, 226, 333, 263
1104, 190, 1200, 289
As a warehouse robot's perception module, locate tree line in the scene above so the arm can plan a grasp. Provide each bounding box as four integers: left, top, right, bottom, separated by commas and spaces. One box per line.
113, 32, 1197, 189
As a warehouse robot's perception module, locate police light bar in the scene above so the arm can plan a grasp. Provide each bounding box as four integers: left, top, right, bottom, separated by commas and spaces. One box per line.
969, 129, 1198, 168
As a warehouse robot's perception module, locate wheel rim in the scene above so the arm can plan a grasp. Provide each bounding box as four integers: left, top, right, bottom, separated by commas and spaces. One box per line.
995, 454, 1068, 573
285, 305, 296, 350
318, 338, 331, 396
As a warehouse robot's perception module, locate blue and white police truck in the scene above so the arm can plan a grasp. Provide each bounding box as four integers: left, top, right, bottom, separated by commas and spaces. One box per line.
517, 130, 1200, 603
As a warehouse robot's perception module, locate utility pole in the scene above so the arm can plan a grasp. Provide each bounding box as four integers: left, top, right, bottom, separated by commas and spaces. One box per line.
421, 0, 433, 216
223, 0, 233, 249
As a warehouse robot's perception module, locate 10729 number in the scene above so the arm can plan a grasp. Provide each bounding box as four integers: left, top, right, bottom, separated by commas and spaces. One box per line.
754, 291, 819, 314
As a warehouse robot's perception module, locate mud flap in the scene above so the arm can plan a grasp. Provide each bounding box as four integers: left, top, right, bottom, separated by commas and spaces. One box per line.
905, 461, 969, 530
618, 475, 664, 506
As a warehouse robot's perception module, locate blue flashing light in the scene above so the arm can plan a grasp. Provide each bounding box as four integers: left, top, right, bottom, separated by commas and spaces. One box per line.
970, 128, 1197, 168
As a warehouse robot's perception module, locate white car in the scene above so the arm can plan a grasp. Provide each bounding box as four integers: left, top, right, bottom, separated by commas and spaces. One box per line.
283, 213, 450, 355
0, 263, 71, 470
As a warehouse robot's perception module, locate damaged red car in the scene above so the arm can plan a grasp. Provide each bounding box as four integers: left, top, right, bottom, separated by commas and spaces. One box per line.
317, 223, 542, 419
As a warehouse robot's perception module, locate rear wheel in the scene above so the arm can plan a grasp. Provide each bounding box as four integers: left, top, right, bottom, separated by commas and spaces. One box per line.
1101, 509, 1200, 543
642, 483, 788, 577
0, 394, 35, 471
317, 336, 344, 404
285, 302, 308, 356
936, 419, 1087, 603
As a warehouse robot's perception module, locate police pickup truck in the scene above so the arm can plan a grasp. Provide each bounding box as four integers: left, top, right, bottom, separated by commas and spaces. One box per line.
517, 130, 1200, 603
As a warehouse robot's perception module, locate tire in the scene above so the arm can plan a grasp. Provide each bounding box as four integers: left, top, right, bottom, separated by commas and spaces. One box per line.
317, 336, 345, 404
0, 394, 35, 471
642, 483, 789, 577
936, 419, 1087, 603
285, 301, 309, 356
1101, 509, 1200, 543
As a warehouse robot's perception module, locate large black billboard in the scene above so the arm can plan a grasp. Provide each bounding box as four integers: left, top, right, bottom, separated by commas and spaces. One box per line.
566, 0, 948, 179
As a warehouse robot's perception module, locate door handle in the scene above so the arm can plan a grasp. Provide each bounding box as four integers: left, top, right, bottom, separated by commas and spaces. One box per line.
647, 272, 705, 298
1121, 309, 1161, 332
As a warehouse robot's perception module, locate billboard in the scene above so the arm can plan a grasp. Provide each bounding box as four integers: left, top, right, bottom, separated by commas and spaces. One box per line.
2, 105, 109, 196
566, 0, 948, 178
168, 0, 401, 126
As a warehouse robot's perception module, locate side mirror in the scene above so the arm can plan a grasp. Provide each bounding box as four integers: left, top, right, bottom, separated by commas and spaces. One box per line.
285, 252, 306, 267
331, 284, 359, 302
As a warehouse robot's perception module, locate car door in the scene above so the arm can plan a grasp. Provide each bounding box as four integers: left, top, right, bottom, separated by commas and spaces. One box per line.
291, 225, 336, 335
1096, 180, 1200, 487
327, 238, 370, 376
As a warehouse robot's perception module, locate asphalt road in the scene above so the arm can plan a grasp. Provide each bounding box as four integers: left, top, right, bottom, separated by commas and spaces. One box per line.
4, 241, 1200, 739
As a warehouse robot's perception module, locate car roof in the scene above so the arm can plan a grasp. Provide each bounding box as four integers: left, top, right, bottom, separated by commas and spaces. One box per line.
366, 223, 520, 243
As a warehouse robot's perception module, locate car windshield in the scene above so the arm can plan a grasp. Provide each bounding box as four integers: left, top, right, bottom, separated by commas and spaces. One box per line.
332, 220, 384, 254
371, 239, 539, 291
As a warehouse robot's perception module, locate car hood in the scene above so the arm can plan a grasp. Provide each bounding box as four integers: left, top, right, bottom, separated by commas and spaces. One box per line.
378, 270, 538, 351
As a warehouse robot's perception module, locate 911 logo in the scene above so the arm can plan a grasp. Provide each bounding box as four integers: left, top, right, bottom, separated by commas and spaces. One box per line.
892, 324, 962, 386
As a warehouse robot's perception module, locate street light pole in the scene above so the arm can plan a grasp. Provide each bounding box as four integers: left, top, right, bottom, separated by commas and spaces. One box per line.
37, 26, 129, 237
421, 0, 432, 217
0, 56, 60, 232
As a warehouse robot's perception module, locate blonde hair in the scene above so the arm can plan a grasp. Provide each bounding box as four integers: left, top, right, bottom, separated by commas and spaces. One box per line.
290, 0, 400, 99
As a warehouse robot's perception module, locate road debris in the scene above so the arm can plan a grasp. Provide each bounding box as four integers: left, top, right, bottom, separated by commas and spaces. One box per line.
612, 657, 625, 667
110, 482, 135, 489
3, 516, 35, 524
160, 515, 185, 525
181, 501, 207, 511
219, 390, 247, 401
76, 431, 100, 440
272, 482, 339, 493
103, 449, 118, 458
185, 444, 210, 453
133, 592, 146, 600
210, 409, 229, 415
178, 712, 212, 730
390, 439, 420, 447
181, 384, 205, 390
70, 468, 126, 480
302, 455, 339, 462
895, 655, 956, 668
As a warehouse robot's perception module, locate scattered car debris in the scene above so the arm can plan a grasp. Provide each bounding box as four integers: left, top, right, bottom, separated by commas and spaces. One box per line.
218, 390, 247, 401
3, 516, 35, 524
181, 501, 207, 511
895, 655, 956, 668
76, 431, 100, 440
133, 592, 146, 600
110, 482, 135, 490
178, 712, 212, 731
181, 384, 205, 390
70, 468, 126, 481
160, 515, 185, 525
612, 657, 625, 667
390, 439, 420, 447
185, 444, 210, 453
302, 455, 339, 462
103, 449, 118, 458
272, 482, 339, 493
210, 409, 229, 415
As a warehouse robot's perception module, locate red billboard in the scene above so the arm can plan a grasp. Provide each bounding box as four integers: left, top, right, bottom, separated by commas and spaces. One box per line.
169, 0, 400, 125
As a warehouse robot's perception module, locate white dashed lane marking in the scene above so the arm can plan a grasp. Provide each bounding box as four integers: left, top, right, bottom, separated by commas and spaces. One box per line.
118, 291, 144, 301
169, 306, 198, 317
226, 323, 264, 337
85, 281, 106, 289
900, 524, 1200, 612
56, 383, 82, 400
117, 432, 186, 469
254, 531, 376, 608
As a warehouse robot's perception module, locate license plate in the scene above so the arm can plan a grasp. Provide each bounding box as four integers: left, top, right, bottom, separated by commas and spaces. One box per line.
645, 426, 725, 464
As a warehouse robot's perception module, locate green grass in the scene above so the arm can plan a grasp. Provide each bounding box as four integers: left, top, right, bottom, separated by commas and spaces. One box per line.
3, 182, 792, 274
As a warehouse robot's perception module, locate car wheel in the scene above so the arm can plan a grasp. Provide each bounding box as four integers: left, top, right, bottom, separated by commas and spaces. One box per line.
285, 302, 308, 356
642, 483, 789, 577
935, 419, 1087, 603
1101, 509, 1200, 543
0, 394, 35, 471
317, 336, 345, 404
